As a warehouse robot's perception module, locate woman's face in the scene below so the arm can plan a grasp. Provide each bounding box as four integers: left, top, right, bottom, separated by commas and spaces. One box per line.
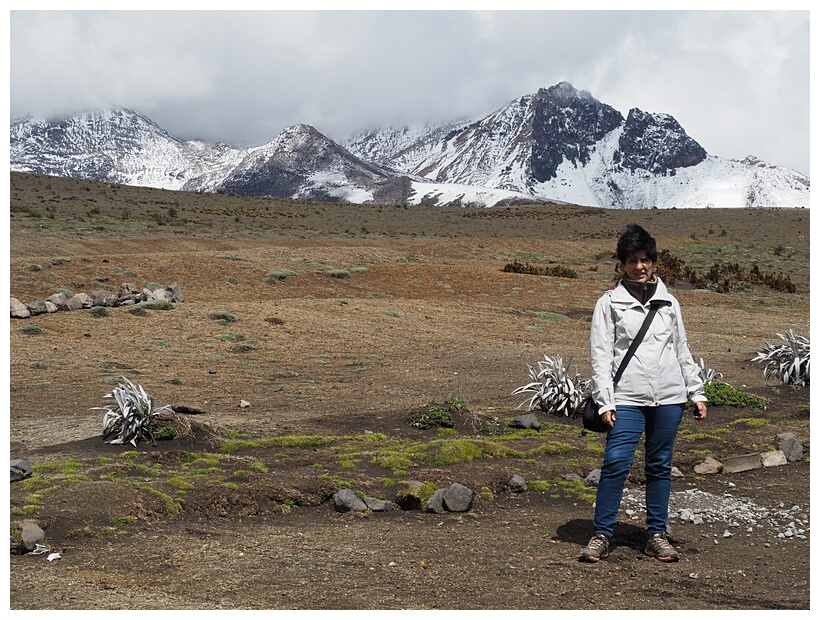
624, 250, 655, 282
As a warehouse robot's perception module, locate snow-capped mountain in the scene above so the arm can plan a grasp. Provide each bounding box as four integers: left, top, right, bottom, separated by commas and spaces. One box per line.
9, 108, 245, 191
10, 109, 540, 208
10, 82, 809, 209
344, 82, 809, 209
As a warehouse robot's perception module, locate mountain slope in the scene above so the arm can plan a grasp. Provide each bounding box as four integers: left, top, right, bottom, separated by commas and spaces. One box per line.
10, 83, 809, 209
345, 82, 808, 209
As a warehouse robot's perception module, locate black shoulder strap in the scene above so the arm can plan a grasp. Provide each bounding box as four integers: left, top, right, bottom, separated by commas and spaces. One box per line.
612, 301, 667, 385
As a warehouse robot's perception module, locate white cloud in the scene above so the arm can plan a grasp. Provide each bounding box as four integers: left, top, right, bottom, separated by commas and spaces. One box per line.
8, 9, 811, 175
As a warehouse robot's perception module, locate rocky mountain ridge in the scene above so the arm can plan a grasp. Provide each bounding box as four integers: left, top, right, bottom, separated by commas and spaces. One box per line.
10, 82, 809, 209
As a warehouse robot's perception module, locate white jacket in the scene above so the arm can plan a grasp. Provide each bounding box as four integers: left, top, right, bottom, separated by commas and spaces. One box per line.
590, 277, 706, 412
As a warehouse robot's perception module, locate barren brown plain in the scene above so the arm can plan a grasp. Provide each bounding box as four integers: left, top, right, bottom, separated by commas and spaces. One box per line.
7, 172, 811, 610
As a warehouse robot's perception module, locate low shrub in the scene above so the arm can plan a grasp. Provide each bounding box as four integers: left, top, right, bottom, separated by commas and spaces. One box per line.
208, 311, 237, 324
502, 260, 578, 278
703, 382, 767, 409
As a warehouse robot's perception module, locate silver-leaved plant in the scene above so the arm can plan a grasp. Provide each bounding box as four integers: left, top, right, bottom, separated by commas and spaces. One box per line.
512, 354, 590, 417
92, 376, 173, 446
751, 330, 810, 386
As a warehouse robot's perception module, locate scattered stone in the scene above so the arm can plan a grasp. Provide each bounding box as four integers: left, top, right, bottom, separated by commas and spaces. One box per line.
760, 450, 788, 468
45, 292, 69, 310
425, 488, 447, 514
332, 488, 367, 513
11, 459, 32, 482
721, 453, 762, 474
11, 282, 183, 318
13, 521, 45, 554
363, 497, 394, 512
506, 473, 527, 493
395, 480, 425, 510
90, 290, 118, 307
509, 413, 541, 430
67, 293, 93, 309
584, 468, 601, 486
239, 400, 251, 408
27, 299, 48, 315
9, 298, 30, 319
119, 283, 141, 297
443, 483, 474, 512
671, 466, 684, 478
693, 456, 722, 475
562, 473, 584, 483
165, 281, 184, 302
775, 432, 804, 462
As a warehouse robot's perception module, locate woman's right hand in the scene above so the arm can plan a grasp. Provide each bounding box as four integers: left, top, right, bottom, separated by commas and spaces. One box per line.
601, 409, 616, 428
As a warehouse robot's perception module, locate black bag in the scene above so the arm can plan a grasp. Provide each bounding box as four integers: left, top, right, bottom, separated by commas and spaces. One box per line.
577, 301, 666, 434
579, 396, 608, 433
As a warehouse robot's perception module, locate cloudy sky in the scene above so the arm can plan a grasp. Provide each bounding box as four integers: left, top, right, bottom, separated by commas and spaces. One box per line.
8, 8, 811, 176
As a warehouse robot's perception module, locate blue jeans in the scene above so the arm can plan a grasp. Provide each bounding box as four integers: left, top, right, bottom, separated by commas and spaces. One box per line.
592, 404, 685, 538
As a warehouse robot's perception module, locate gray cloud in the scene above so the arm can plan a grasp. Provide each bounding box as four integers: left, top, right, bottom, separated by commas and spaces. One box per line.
9, 9, 810, 175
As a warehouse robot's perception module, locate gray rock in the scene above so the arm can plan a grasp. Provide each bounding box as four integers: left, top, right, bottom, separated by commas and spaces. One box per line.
27, 299, 48, 315
395, 480, 425, 510
671, 466, 684, 478
364, 497, 394, 512
152, 288, 173, 302
119, 283, 141, 297
509, 413, 541, 430
44, 300, 58, 313
11, 459, 33, 482
562, 473, 584, 483
165, 281, 184, 302
722, 453, 762, 474
20, 521, 45, 552
425, 488, 447, 514
694, 456, 723, 475
443, 483, 474, 512
332, 488, 367, 513
90, 290, 118, 307
760, 450, 788, 468
506, 473, 527, 493
584, 468, 601, 486
10, 297, 30, 319
46, 292, 69, 310
67, 293, 92, 309
776, 432, 804, 462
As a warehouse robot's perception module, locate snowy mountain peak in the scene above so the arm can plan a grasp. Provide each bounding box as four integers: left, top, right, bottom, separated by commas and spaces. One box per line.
540, 81, 595, 103
616, 107, 707, 174
9, 83, 809, 209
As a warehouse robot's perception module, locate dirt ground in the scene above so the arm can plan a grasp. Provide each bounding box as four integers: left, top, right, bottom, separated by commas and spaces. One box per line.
6, 172, 812, 610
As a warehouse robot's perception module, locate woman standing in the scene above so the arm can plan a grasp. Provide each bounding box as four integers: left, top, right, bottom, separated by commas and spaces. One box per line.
580, 224, 707, 563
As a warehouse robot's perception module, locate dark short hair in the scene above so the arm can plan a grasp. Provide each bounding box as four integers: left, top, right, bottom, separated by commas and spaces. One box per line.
616, 224, 658, 264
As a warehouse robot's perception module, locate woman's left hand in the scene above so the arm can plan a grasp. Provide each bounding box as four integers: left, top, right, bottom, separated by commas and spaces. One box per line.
693, 401, 707, 421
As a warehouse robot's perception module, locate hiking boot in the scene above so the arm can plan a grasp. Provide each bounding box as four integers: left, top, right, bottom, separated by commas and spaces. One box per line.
644, 532, 679, 562
579, 532, 610, 562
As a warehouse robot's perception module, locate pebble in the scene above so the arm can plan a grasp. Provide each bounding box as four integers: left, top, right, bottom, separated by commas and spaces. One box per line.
619, 488, 807, 539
